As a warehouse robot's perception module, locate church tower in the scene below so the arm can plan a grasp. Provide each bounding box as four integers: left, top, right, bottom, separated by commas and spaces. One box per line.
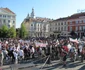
31, 8, 35, 18
26, 13, 29, 19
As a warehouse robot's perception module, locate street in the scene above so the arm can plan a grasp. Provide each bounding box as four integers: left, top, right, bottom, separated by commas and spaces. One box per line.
1, 58, 85, 70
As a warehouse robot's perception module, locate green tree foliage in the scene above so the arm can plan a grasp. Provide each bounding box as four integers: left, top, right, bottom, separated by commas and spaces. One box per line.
16, 28, 20, 38
0, 28, 2, 38
70, 30, 77, 39
8, 27, 16, 38
0, 25, 16, 38
20, 23, 27, 38
1, 25, 8, 38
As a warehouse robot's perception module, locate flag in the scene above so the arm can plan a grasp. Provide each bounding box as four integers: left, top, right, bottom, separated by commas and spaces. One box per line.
69, 38, 79, 43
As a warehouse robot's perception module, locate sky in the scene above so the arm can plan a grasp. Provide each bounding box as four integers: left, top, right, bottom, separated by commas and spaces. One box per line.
0, 0, 85, 28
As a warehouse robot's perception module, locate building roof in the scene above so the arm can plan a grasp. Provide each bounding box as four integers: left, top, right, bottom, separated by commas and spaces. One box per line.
68, 12, 85, 19
52, 17, 69, 22
25, 17, 52, 23
53, 12, 85, 22
2, 8, 15, 14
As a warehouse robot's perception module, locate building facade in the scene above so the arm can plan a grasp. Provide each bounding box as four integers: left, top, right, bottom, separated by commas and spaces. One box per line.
23, 8, 52, 37
67, 13, 85, 38
0, 7, 16, 28
50, 17, 68, 38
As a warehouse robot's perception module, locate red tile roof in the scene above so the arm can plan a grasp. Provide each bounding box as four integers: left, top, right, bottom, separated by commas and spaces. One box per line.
69, 12, 85, 19
3, 8, 15, 14
53, 12, 85, 21
26, 17, 52, 22
53, 17, 69, 22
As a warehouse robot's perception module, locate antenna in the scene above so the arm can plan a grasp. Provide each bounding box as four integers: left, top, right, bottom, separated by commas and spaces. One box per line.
77, 9, 80, 13
77, 9, 85, 13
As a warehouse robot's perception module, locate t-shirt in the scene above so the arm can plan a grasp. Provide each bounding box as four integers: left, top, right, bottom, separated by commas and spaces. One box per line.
79, 45, 83, 52
70, 47, 75, 53
67, 44, 71, 51
62, 46, 68, 53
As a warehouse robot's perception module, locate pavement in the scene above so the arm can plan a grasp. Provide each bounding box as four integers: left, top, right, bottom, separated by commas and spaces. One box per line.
1, 58, 85, 70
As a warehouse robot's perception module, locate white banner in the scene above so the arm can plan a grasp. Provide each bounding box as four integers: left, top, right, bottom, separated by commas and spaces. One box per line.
69, 38, 79, 43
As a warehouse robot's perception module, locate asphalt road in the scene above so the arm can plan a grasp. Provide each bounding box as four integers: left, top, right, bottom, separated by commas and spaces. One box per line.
1, 58, 85, 70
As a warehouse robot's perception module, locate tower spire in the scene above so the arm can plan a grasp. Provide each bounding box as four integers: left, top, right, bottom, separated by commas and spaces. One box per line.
27, 13, 29, 18
31, 7, 34, 18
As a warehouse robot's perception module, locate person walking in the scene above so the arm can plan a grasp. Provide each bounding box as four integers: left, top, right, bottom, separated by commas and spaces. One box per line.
62, 43, 68, 67
0, 50, 3, 66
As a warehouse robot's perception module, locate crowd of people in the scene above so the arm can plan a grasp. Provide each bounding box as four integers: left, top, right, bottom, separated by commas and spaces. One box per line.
0, 37, 85, 67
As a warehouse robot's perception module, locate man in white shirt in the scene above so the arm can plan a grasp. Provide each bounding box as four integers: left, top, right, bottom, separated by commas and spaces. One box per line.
67, 43, 72, 52
18, 48, 24, 60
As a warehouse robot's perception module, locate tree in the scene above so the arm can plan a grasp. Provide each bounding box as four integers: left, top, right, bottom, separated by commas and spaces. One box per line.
1, 25, 8, 38
20, 23, 27, 38
0, 28, 2, 38
8, 27, 16, 38
70, 30, 77, 39
16, 28, 20, 38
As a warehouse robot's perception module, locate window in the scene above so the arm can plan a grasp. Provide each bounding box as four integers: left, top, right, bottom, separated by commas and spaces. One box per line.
79, 20, 82, 23
70, 27, 72, 31
61, 27, 63, 31
64, 26, 66, 31
12, 16, 15, 19
31, 24, 33, 26
83, 20, 85, 23
61, 22, 63, 25
8, 20, 10, 23
83, 26, 85, 31
76, 21, 78, 24
0, 20, 2, 24
13, 21, 15, 23
3, 15, 6, 18
8, 15, 11, 18
38, 24, 39, 26
79, 26, 82, 30
65, 22, 66, 25
58, 23, 60, 25
56, 27, 57, 30
13, 25, 15, 27
70, 22, 72, 24
8, 25, 10, 28
3, 20, 6, 23
50, 28, 51, 31
76, 27, 78, 31
58, 27, 60, 31
0, 15, 2, 17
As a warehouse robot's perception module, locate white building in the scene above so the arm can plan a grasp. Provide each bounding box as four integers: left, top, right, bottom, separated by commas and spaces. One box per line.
0, 7, 16, 28
29, 18, 51, 37
29, 20, 43, 37
50, 17, 68, 38
23, 8, 52, 37
41, 21, 50, 37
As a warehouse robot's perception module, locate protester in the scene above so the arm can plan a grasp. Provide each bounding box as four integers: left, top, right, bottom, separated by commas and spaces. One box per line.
0, 50, 3, 66
0, 37, 84, 67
